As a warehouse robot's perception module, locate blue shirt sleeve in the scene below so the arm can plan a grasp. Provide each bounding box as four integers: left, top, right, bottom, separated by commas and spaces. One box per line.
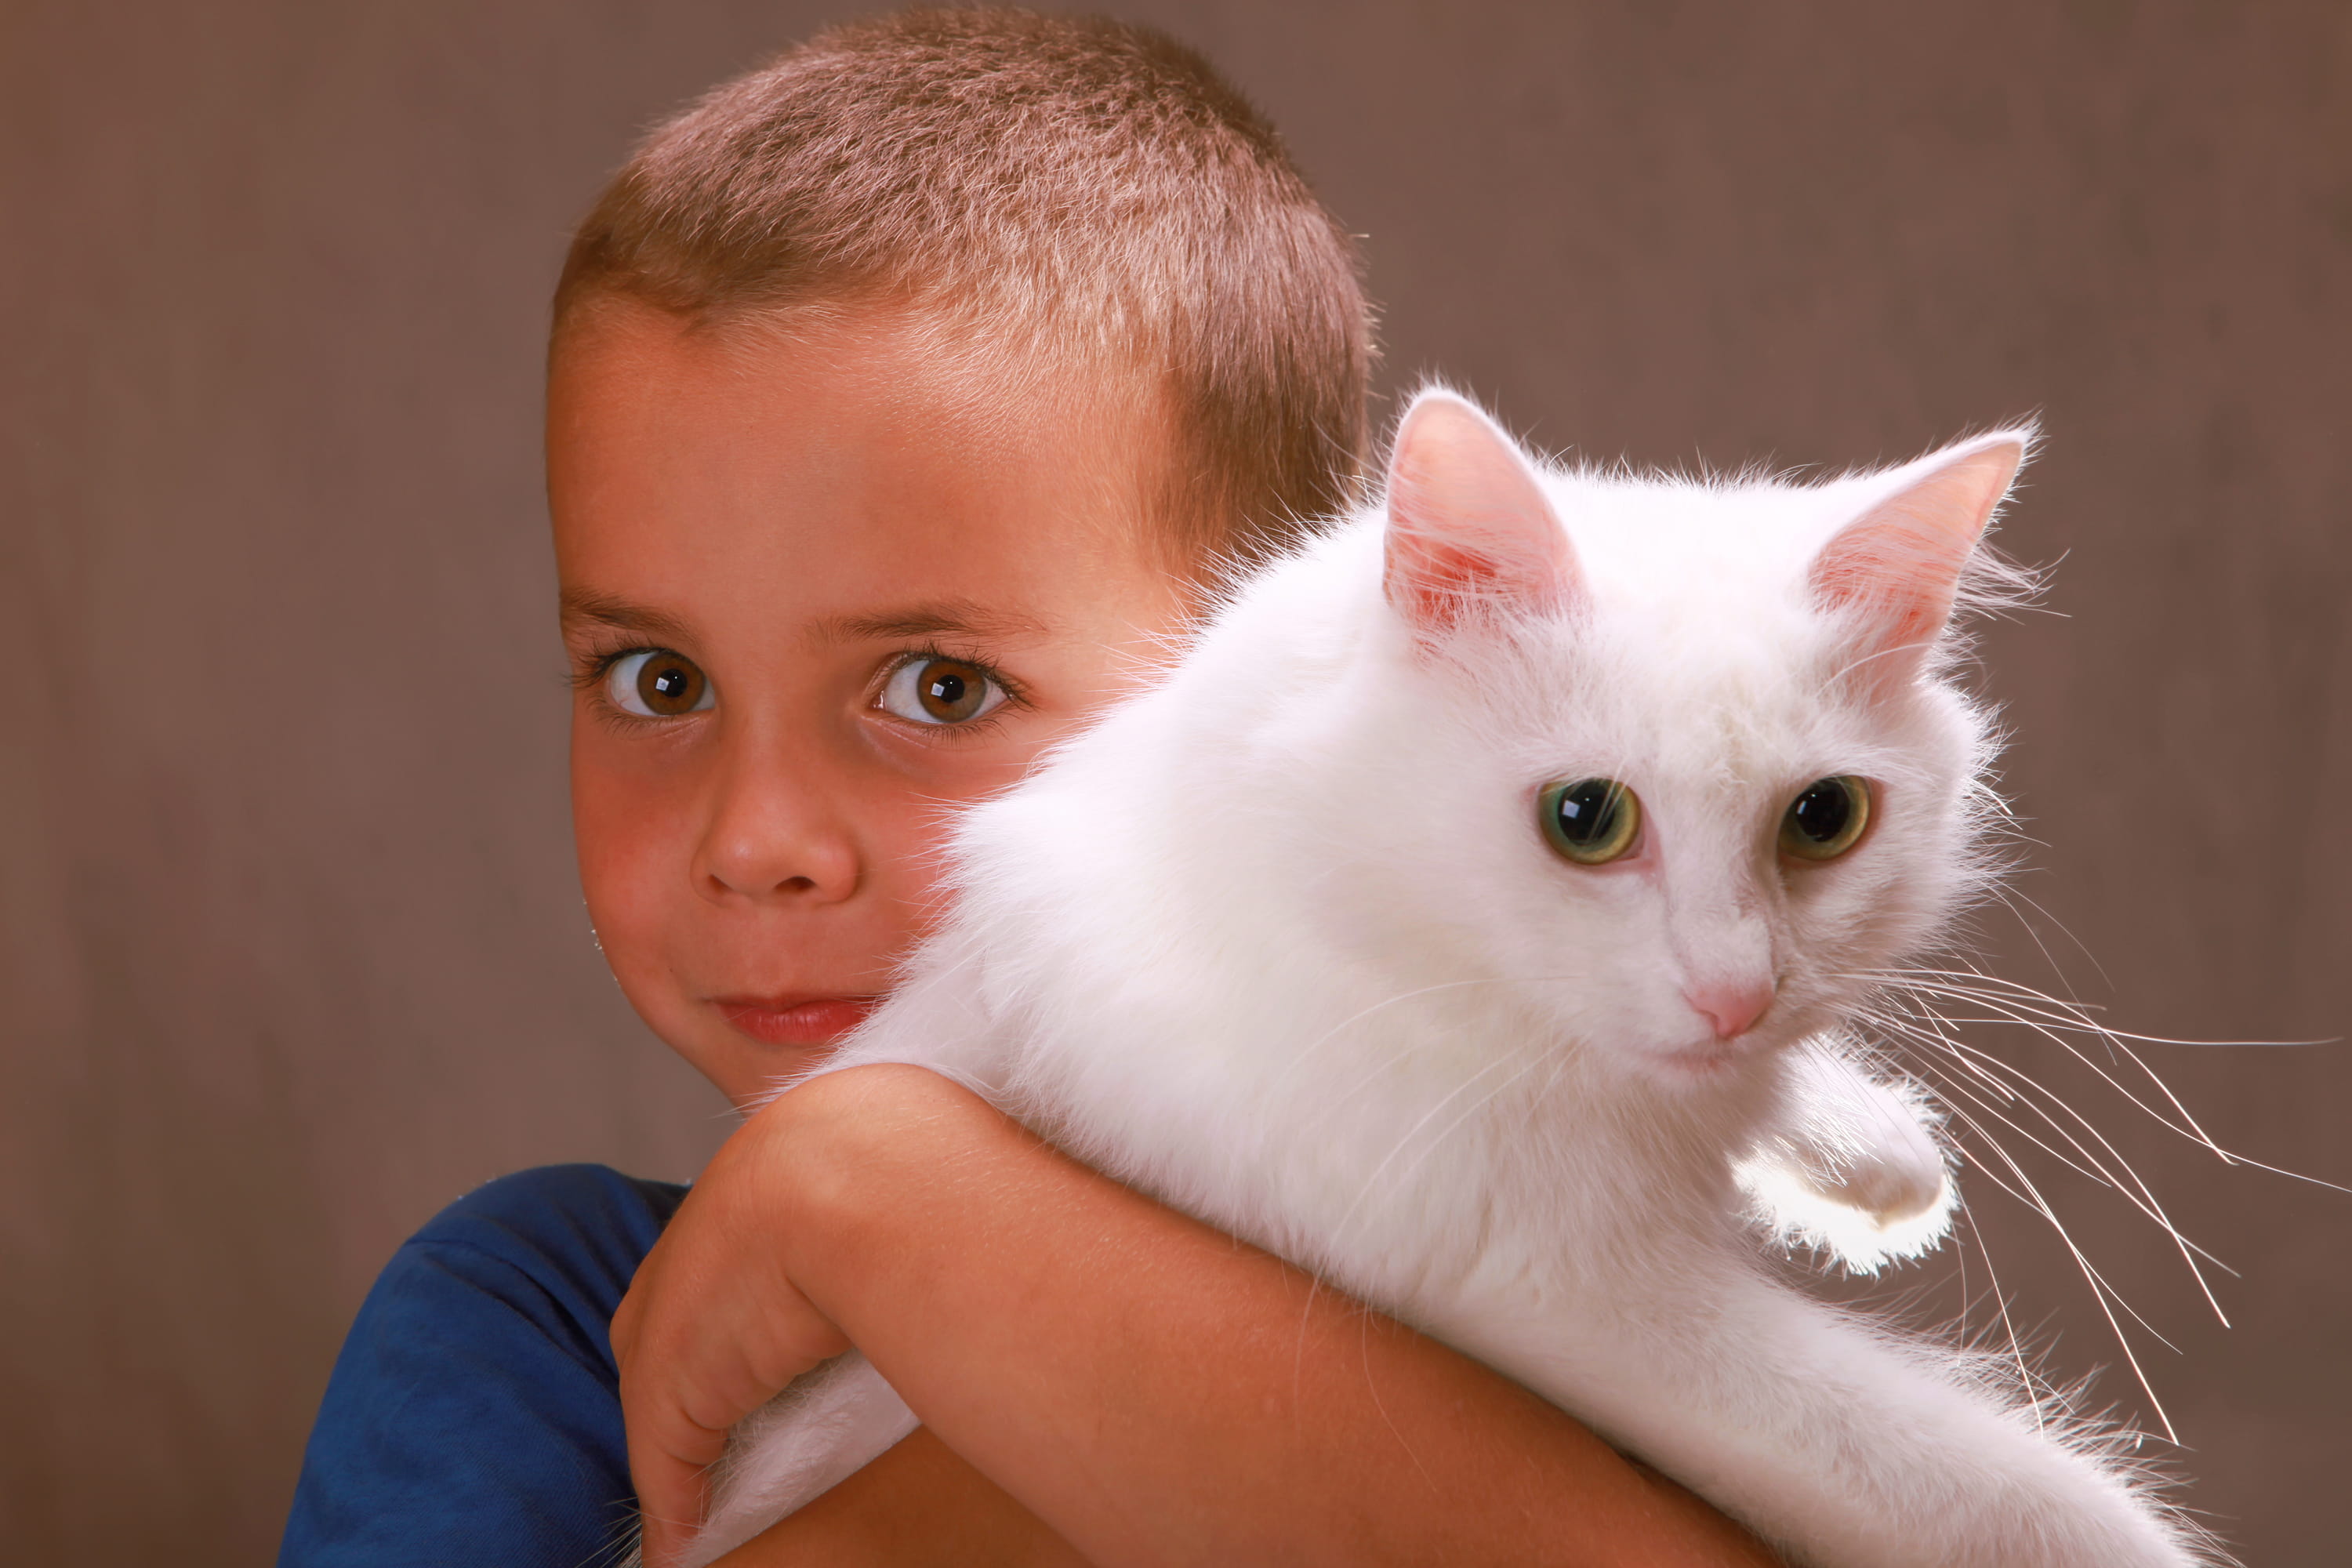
279, 1164, 689, 1568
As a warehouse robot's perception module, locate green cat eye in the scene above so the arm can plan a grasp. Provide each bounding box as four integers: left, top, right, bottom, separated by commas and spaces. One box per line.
1780, 776, 1873, 861
1539, 778, 1642, 866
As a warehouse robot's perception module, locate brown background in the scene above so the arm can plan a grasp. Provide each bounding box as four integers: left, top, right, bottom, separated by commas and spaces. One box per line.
3, 2, 2345, 1562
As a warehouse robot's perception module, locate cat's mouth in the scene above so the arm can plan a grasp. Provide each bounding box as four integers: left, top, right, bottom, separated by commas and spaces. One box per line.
1648, 1032, 1789, 1078
1655, 1042, 1744, 1076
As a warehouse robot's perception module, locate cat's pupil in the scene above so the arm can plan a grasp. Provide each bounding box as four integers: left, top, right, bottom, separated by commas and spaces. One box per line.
1555, 779, 1621, 844
1779, 775, 1872, 862
1791, 781, 1852, 843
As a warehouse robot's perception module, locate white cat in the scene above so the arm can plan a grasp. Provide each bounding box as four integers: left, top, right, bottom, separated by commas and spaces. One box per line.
679, 390, 2210, 1566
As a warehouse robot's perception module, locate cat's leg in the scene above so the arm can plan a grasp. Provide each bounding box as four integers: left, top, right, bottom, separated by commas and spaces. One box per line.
676, 1352, 919, 1568
1737, 1036, 1955, 1271
1446, 1276, 2211, 1568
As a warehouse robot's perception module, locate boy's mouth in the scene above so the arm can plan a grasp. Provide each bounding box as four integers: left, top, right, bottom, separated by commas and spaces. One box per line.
711, 993, 883, 1048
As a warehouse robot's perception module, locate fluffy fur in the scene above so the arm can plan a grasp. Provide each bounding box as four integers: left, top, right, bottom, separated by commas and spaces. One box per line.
680, 390, 2209, 1566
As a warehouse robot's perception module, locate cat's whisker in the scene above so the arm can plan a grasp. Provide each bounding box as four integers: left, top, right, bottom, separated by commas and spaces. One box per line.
1918, 1052, 2217, 1319
1984, 881, 2115, 996
1855, 1006, 2123, 1212
1319, 1028, 1445, 1121
1377, 1049, 1555, 1206
1911, 1079, 2183, 1441
1842, 993, 2209, 1435
1269, 975, 1527, 1106
1864, 1000, 2216, 1248
1933, 1098, 2188, 1367
1327, 1044, 1548, 1254
1889, 975, 2352, 1199
1291, 973, 1597, 1131
1875, 961, 2328, 1054
1897, 971, 2314, 1058
1858, 1012, 2123, 1190
1851, 970, 2234, 1150
1826, 636, 1940, 691
1934, 1035, 2235, 1287
1951, 1203, 2043, 1433
1853, 996, 2234, 1323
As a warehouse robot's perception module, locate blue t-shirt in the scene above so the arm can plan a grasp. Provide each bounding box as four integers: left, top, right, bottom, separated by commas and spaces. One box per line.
279, 1164, 688, 1568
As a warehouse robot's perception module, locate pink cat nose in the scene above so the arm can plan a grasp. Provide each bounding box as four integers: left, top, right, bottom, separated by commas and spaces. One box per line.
1687, 982, 1775, 1041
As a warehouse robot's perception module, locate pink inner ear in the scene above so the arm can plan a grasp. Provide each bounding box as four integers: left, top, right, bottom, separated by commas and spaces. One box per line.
1385, 532, 1545, 630
1809, 503, 1973, 652
1382, 394, 1573, 633
1809, 437, 2024, 673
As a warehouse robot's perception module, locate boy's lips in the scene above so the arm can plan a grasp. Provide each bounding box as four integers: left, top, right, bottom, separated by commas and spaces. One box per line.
711, 993, 883, 1047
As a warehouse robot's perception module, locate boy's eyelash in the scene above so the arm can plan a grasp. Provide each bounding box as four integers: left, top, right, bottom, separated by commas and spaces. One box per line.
568, 642, 707, 736
874, 642, 1032, 711
564, 641, 1030, 731
566, 642, 659, 695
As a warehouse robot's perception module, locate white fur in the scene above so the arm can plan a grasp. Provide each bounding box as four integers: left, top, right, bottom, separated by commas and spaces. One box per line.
680, 393, 2209, 1567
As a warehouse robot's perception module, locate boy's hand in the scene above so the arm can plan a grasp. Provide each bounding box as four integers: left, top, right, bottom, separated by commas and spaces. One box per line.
612, 1097, 855, 1568
622, 1064, 1780, 1568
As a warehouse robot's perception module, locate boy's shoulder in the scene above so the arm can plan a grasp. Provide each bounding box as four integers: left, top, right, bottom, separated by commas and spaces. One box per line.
279, 1165, 689, 1568
392, 1163, 688, 1348
361, 1162, 691, 1397
415, 1162, 689, 1287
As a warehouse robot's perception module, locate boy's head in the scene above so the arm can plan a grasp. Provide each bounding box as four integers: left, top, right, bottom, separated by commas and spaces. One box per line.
557, 6, 1371, 571
547, 9, 1371, 1102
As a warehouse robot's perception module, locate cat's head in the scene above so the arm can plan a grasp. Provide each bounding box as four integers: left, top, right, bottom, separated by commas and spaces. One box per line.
1309, 389, 2029, 1094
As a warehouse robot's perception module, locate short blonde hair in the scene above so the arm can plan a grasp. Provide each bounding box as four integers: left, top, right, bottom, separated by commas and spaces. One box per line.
556, 7, 1374, 568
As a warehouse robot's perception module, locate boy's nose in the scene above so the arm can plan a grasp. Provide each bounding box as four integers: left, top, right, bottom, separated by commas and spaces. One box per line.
698, 842, 857, 902
693, 775, 860, 905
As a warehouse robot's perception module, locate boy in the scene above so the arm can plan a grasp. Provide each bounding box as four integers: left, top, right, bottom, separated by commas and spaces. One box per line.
283, 12, 1773, 1566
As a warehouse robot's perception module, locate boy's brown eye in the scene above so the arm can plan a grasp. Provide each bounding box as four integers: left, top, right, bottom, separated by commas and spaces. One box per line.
878, 655, 1007, 727
607, 650, 714, 718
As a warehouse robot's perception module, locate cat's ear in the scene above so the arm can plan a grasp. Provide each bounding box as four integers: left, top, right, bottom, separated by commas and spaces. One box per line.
1808, 428, 2031, 686
1382, 390, 1577, 633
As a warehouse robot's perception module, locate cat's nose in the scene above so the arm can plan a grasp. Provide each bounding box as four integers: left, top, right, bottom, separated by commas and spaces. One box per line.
1686, 981, 1774, 1041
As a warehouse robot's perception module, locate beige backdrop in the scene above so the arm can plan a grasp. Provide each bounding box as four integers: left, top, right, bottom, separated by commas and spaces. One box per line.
4, 2, 2346, 1562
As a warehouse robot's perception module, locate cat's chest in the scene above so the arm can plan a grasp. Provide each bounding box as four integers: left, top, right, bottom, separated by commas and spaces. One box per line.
1073, 1069, 1704, 1305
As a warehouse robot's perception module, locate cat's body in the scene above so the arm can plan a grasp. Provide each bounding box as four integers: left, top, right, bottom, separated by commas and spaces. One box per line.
678, 394, 2209, 1567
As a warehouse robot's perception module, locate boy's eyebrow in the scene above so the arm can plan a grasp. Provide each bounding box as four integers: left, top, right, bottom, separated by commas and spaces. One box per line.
815, 601, 1053, 645
559, 589, 695, 644
561, 590, 1053, 648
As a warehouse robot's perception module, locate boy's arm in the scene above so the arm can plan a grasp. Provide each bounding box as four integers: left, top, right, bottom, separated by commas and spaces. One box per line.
618, 1063, 1780, 1568
709, 1426, 1085, 1567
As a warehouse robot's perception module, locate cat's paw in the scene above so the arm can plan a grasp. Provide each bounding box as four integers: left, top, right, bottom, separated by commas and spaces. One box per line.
1740, 1042, 1955, 1272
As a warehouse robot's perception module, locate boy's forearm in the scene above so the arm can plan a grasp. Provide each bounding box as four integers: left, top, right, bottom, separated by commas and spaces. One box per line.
755, 1065, 1779, 1568
711, 1427, 1086, 1568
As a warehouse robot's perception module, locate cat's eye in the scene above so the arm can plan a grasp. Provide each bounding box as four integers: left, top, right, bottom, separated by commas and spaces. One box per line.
1539, 778, 1642, 866
878, 655, 1009, 726
606, 649, 714, 718
1780, 776, 1872, 862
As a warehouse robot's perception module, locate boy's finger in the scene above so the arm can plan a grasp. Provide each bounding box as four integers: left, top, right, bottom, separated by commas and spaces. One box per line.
608, 1279, 644, 1360
630, 1438, 715, 1568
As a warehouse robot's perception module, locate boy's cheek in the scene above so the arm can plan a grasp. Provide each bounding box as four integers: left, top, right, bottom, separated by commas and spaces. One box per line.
573, 779, 725, 1069
571, 736, 696, 969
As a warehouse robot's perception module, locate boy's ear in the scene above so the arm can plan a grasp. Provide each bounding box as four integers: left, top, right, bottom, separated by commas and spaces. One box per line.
1382, 390, 1578, 633
1809, 428, 2031, 689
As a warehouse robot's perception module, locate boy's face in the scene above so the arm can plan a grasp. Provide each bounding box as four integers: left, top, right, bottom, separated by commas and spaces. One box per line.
549, 301, 1189, 1105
